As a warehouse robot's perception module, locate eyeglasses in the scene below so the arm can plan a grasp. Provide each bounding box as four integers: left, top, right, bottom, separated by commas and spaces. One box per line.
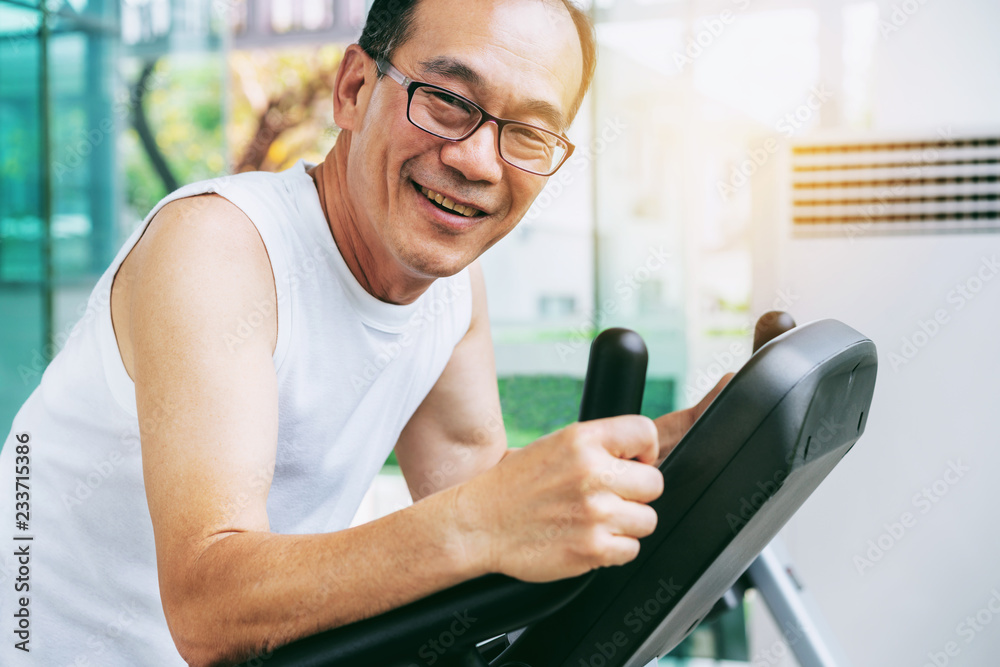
375, 58, 574, 177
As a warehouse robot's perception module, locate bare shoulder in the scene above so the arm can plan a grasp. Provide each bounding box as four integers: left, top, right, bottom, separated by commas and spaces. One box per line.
133, 194, 274, 274
112, 194, 278, 380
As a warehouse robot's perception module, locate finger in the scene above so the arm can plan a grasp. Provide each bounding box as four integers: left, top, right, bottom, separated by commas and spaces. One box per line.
585, 457, 663, 503
605, 498, 658, 539
653, 409, 696, 459
597, 534, 642, 568
589, 415, 659, 464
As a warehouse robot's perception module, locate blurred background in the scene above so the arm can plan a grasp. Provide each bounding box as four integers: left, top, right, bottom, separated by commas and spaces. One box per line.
1, 0, 998, 665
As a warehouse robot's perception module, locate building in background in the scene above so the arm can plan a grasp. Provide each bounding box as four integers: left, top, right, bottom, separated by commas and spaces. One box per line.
0, 0, 361, 429
1, 0, 118, 424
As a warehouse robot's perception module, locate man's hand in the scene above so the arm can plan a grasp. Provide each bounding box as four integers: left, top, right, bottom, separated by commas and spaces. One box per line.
451, 415, 664, 583
652, 373, 734, 465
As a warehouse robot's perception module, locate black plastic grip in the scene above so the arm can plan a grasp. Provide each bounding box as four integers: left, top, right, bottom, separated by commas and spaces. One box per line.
753, 311, 797, 353
579, 328, 648, 422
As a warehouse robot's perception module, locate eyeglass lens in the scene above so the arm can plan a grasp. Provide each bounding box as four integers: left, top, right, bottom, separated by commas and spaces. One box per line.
409, 86, 568, 175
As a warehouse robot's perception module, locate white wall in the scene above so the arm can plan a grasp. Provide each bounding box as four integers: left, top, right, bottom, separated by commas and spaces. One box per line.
755, 2, 1000, 666
870, 0, 1000, 130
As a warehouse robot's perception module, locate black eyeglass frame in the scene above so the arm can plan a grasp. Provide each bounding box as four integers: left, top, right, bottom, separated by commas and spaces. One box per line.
375, 58, 575, 177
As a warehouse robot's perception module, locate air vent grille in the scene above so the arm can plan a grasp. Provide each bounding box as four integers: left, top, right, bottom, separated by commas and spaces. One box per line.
790, 134, 1000, 236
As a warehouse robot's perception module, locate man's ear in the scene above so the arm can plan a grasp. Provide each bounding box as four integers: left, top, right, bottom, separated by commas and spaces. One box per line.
333, 44, 370, 132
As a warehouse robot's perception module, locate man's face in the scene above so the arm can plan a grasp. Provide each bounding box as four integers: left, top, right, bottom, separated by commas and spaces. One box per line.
346, 0, 584, 279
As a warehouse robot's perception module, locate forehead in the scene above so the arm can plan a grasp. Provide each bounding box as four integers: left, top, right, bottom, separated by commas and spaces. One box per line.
396, 0, 584, 129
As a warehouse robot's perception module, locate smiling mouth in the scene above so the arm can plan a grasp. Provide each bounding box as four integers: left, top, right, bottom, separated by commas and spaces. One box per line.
413, 181, 483, 218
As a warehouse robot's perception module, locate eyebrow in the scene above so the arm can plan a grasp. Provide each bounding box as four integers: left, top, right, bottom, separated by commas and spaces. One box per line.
417, 56, 568, 133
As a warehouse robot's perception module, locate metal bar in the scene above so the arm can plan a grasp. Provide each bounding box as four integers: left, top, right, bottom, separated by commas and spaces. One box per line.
39, 0, 53, 355
747, 543, 853, 667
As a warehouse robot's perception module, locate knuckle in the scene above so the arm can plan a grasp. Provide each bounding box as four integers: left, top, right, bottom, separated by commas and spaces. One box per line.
561, 423, 591, 459
568, 542, 592, 567
559, 420, 578, 439
647, 469, 665, 498
573, 457, 606, 491
639, 415, 658, 442
581, 495, 607, 523
562, 420, 585, 442
588, 533, 613, 565
640, 506, 658, 535
619, 538, 641, 564
575, 468, 595, 495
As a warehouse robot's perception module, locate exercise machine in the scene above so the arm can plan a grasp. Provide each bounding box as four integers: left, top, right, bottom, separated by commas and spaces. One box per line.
254, 312, 877, 666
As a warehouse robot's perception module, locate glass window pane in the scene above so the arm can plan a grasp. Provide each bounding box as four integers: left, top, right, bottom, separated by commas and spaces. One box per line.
1, 4, 44, 283
0, 1, 44, 427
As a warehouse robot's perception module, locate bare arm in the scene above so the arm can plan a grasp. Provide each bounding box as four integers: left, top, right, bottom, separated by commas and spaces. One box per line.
134, 197, 667, 666
394, 260, 731, 487
394, 260, 507, 500
133, 197, 487, 666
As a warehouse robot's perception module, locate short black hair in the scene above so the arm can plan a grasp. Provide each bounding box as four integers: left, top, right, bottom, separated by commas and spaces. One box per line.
358, 0, 597, 124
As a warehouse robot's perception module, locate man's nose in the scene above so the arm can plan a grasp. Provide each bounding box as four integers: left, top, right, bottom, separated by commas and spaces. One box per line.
439, 122, 504, 184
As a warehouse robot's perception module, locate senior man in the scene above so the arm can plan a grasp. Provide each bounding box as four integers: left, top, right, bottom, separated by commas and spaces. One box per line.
0, 0, 727, 665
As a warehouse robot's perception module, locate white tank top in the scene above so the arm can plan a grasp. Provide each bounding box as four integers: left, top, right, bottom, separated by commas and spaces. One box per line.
0, 160, 473, 665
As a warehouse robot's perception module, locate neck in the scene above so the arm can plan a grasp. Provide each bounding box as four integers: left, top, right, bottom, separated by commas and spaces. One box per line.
310, 134, 434, 305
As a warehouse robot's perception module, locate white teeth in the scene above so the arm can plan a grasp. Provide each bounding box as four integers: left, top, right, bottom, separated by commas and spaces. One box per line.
418, 185, 479, 217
